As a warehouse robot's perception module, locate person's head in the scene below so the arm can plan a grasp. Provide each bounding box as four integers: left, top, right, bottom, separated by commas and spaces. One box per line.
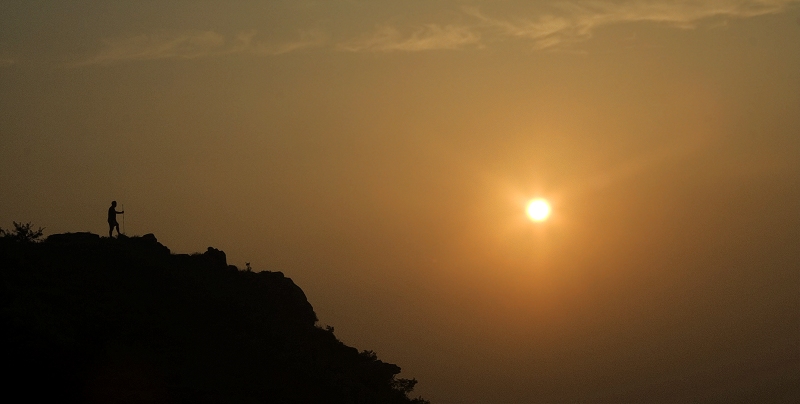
111, 201, 117, 207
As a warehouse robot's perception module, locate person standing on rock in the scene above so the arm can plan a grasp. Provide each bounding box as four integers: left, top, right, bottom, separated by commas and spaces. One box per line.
108, 201, 124, 237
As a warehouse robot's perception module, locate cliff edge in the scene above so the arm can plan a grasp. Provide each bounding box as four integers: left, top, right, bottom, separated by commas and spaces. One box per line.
0, 233, 428, 404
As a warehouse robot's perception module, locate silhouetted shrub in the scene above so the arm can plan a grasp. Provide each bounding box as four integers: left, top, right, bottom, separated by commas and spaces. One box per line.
0, 221, 44, 242
360, 350, 379, 361
392, 378, 419, 394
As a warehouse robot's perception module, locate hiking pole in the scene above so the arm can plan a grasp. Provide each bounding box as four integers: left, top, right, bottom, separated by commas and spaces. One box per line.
122, 204, 125, 235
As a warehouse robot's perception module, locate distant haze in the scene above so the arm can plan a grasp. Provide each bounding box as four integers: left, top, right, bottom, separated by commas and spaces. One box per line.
2, 1, 799, 402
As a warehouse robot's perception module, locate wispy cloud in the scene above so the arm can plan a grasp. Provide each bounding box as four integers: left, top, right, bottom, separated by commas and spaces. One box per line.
230, 30, 327, 55
337, 24, 480, 52
0, 57, 16, 67
465, 0, 799, 49
69, 30, 326, 67
66, 0, 799, 64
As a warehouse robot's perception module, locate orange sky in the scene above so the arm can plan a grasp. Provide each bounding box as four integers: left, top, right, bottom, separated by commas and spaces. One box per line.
2, 1, 799, 402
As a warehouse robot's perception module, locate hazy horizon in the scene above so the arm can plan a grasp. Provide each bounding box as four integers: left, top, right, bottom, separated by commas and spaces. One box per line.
2, 1, 799, 402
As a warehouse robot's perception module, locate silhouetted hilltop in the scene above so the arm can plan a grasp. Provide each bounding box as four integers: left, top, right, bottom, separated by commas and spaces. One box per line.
1, 232, 428, 404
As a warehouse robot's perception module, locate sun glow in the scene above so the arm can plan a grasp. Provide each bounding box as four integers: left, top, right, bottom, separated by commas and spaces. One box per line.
526, 199, 551, 222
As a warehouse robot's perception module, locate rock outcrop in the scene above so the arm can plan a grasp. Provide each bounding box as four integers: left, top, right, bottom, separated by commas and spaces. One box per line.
0, 233, 427, 404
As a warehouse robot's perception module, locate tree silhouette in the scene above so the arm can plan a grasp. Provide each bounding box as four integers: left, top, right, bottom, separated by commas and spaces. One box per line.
0, 221, 44, 242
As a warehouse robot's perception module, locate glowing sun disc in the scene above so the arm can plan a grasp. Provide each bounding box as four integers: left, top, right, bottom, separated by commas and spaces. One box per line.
526, 199, 551, 222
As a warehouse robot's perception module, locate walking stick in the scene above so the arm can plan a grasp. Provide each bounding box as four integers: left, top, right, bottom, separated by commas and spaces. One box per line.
122, 204, 125, 235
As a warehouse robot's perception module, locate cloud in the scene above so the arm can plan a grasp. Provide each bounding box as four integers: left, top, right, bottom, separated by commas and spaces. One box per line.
337, 24, 480, 52
0, 57, 16, 67
66, 0, 799, 64
69, 30, 326, 67
465, 0, 799, 49
71, 31, 225, 66
231, 30, 327, 55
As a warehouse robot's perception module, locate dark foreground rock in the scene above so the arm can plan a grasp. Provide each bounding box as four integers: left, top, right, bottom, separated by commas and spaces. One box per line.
0, 233, 428, 404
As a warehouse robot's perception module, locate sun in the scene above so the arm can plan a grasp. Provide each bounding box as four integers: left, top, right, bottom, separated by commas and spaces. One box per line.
526, 199, 551, 222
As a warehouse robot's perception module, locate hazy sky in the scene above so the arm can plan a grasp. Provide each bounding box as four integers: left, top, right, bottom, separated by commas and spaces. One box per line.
2, 1, 799, 402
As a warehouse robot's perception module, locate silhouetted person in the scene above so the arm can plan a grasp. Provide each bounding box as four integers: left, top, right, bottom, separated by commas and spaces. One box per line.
108, 201, 124, 237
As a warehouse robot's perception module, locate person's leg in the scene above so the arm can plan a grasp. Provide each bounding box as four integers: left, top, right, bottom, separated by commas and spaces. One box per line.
109, 222, 113, 237
114, 223, 120, 236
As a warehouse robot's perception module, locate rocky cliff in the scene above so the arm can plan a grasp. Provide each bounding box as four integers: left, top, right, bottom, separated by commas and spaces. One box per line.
0, 233, 427, 404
